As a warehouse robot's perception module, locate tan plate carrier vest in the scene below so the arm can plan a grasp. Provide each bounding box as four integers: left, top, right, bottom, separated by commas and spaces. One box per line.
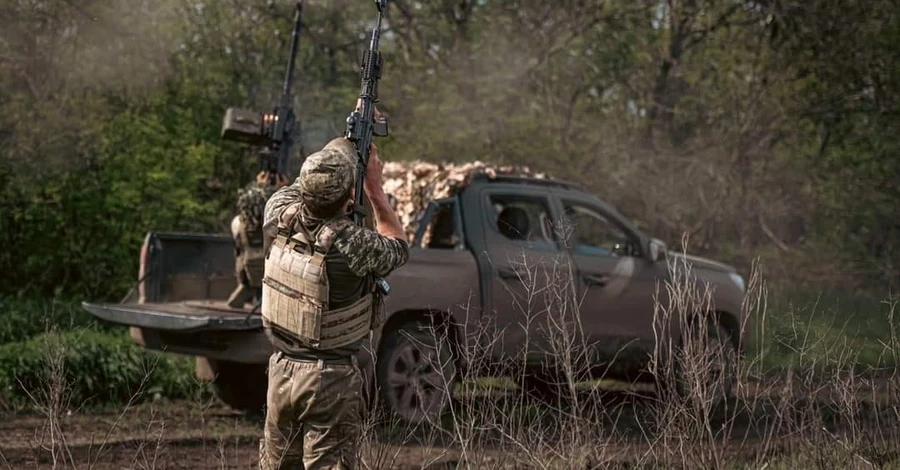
261, 213, 374, 350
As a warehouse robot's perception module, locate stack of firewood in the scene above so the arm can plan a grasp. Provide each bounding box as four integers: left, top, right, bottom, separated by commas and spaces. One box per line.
381, 160, 549, 242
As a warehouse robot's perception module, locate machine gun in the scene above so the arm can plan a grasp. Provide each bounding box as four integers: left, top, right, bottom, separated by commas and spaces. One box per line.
344, 0, 390, 294
220, 0, 304, 185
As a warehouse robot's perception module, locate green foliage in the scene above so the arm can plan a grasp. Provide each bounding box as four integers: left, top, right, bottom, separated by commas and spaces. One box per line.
749, 286, 900, 371
0, 0, 898, 301
0, 296, 110, 345
0, 328, 203, 412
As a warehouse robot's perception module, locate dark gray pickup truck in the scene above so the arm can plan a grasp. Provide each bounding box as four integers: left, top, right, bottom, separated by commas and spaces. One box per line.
83, 174, 748, 421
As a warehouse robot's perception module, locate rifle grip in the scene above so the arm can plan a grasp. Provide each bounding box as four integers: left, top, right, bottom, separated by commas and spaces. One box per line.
360, 197, 376, 231
373, 118, 388, 137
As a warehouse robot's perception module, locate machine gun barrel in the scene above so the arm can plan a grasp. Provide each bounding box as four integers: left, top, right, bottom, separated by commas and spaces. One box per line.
282, 1, 303, 100
271, 0, 304, 181
219, 0, 305, 186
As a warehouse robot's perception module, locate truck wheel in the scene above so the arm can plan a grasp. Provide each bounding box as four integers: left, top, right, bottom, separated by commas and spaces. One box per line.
376, 320, 455, 423
521, 373, 564, 405
197, 358, 267, 415
661, 319, 737, 408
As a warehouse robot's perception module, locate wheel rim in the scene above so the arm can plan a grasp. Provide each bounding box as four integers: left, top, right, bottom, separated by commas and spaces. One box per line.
674, 323, 736, 405
384, 333, 452, 422
700, 326, 736, 404
707, 327, 734, 403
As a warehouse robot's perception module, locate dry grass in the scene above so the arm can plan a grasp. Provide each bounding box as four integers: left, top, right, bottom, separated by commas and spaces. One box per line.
357, 233, 900, 469
6, 239, 900, 469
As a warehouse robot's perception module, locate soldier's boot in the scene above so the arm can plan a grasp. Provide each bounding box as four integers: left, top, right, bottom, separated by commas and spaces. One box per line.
227, 283, 254, 309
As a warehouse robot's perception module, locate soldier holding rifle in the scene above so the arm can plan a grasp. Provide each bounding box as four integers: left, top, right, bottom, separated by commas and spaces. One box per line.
258, 1, 402, 468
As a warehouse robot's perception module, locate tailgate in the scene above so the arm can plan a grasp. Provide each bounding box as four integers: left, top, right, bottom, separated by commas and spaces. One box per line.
83, 230, 257, 332
138, 231, 237, 303
82, 300, 262, 332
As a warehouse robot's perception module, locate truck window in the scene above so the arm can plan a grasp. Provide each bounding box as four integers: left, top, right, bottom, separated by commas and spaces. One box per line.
562, 201, 639, 257
489, 195, 557, 250
420, 202, 460, 249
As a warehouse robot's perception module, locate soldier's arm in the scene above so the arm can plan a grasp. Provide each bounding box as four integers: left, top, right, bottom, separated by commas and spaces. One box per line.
264, 178, 302, 226
262, 178, 303, 247
333, 142, 409, 277
363, 143, 405, 240
334, 224, 409, 278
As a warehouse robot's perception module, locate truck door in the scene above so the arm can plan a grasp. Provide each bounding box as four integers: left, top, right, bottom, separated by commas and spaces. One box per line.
555, 198, 658, 360
476, 189, 567, 363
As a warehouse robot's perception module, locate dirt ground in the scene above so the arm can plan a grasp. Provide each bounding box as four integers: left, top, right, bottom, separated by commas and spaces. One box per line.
0, 400, 475, 470
2, 380, 899, 470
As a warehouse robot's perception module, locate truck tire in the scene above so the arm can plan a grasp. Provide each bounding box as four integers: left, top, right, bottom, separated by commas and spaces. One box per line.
197, 358, 267, 415
376, 320, 455, 423
660, 319, 737, 408
521, 372, 565, 405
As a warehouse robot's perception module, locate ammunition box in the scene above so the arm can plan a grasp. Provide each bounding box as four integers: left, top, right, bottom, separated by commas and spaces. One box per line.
221, 107, 266, 144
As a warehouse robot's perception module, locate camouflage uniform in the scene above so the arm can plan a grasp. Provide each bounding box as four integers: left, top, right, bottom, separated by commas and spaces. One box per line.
259, 138, 409, 470
227, 180, 279, 308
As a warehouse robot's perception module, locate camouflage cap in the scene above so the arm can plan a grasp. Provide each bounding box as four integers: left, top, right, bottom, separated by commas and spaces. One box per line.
298, 138, 358, 207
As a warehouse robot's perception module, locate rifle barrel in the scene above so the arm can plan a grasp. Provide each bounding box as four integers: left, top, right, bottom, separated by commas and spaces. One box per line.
282, 1, 304, 98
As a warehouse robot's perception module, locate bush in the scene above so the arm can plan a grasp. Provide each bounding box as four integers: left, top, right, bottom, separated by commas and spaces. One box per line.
0, 295, 112, 345
751, 285, 899, 372
0, 328, 204, 412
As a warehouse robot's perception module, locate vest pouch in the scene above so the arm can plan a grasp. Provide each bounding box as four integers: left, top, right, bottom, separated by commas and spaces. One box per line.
317, 293, 373, 349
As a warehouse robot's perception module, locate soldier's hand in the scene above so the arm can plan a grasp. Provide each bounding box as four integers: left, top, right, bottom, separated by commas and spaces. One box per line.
364, 143, 384, 194
256, 171, 268, 185
354, 98, 384, 121
275, 173, 289, 188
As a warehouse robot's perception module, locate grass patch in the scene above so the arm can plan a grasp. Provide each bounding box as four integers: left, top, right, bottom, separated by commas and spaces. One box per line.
750, 285, 898, 371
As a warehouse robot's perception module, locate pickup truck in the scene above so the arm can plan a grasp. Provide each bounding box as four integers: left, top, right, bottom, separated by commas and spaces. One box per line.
83, 173, 748, 422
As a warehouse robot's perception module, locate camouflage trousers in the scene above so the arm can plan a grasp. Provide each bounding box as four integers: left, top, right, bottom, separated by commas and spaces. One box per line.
259, 351, 364, 470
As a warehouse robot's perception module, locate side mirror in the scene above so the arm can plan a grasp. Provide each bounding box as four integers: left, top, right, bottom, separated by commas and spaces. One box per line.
648, 238, 666, 262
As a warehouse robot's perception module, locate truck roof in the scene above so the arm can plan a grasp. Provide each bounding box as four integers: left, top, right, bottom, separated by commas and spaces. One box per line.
467, 173, 584, 192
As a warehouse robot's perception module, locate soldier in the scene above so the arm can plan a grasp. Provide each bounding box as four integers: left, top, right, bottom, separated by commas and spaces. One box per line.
227, 170, 289, 309
258, 132, 409, 469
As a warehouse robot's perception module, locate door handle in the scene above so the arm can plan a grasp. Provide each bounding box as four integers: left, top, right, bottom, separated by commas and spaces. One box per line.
498, 269, 522, 280
583, 274, 609, 287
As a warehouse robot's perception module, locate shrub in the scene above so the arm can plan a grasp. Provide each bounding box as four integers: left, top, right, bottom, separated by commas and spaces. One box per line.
0, 328, 203, 412
0, 295, 111, 345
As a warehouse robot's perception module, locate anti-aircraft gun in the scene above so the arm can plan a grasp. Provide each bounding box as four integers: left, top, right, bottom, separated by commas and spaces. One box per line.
220, 0, 304, 183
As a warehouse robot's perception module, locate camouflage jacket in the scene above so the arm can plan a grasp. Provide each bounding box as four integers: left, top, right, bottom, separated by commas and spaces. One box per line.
237, 181, 278, 238
263, 179, 410, 280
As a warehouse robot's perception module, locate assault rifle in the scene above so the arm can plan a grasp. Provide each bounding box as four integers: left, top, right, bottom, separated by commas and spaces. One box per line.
345, 0, 389, 223
220, 0, 304, 185
344, 0, 390, 294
